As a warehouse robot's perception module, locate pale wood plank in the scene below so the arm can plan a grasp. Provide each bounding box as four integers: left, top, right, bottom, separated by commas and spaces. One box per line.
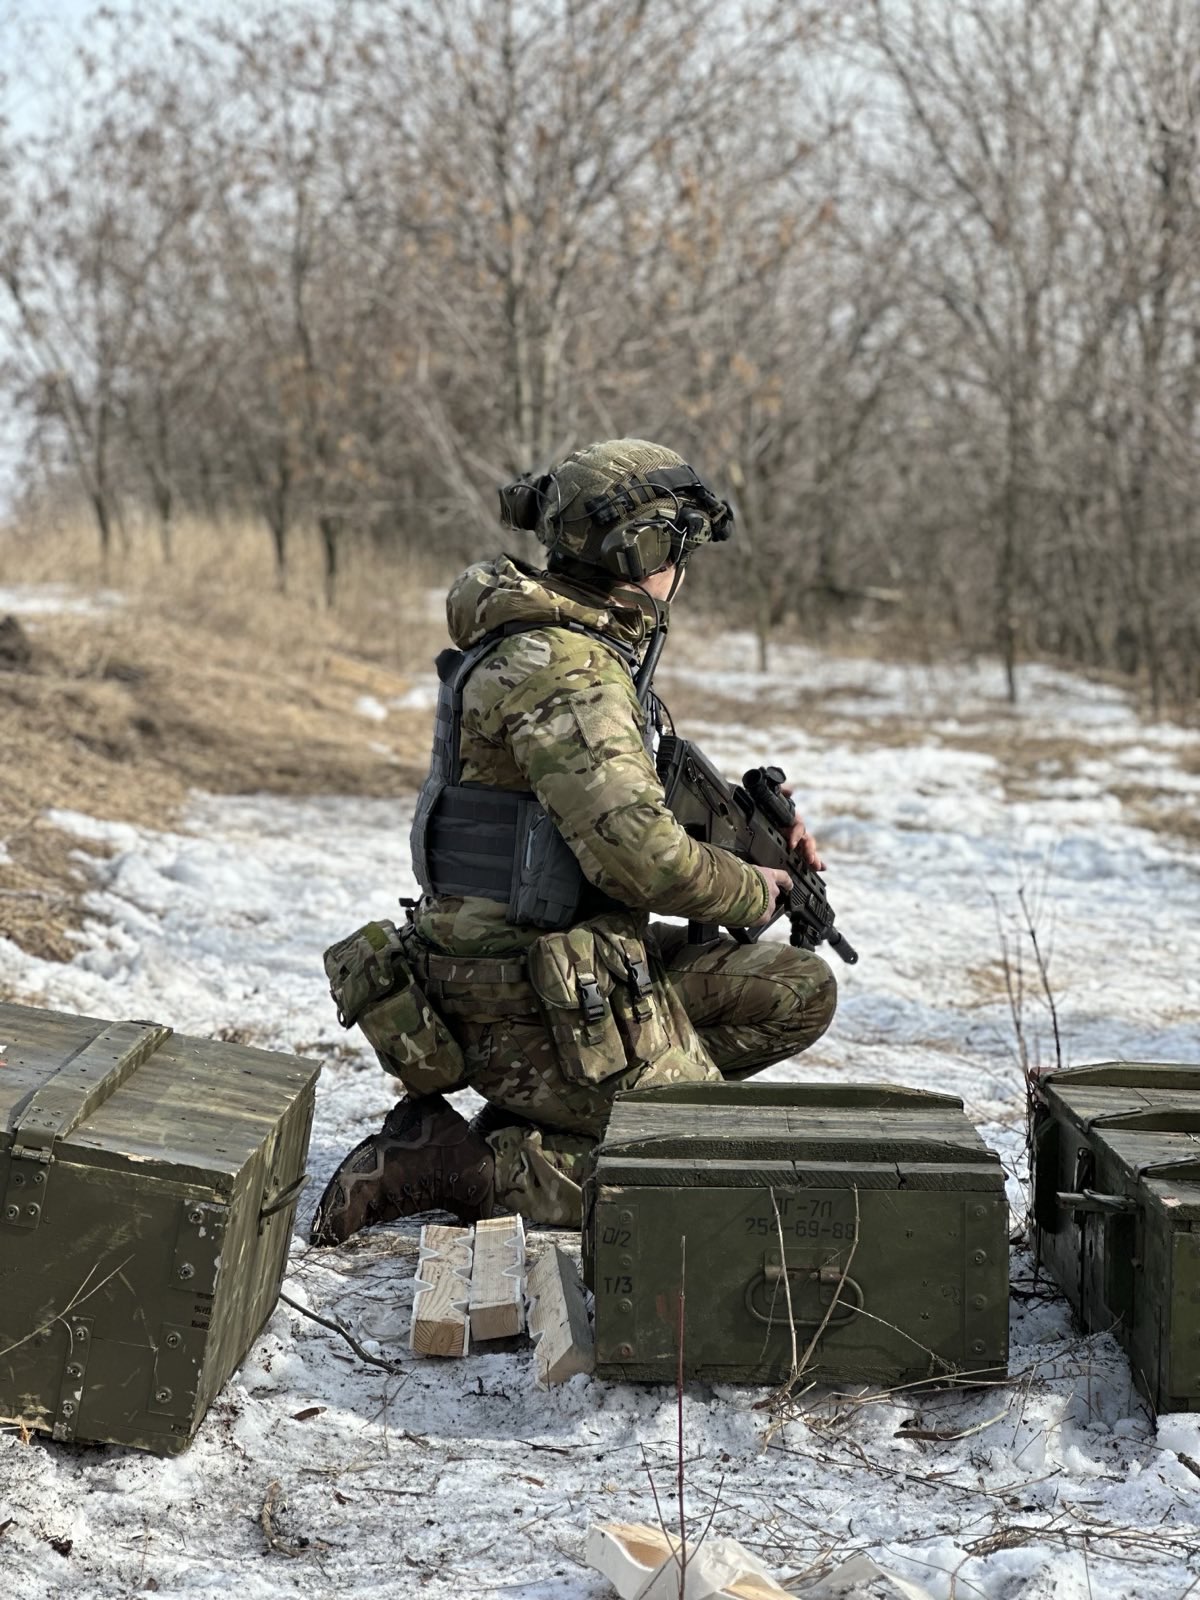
410, 1224, 473, 1358
586, 1522, 793, 1600
526, 1245, 593, 1386
468, 1216, 526, 1342
584, 1522, 676, 1600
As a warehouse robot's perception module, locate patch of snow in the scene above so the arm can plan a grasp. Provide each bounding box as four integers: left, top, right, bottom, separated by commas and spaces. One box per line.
390, 681, 440, 711
352, 694, 388, 722
0, 582, 124, 618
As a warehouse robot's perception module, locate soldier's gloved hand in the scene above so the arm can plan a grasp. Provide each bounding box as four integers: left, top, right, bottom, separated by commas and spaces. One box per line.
750, 865, 794, 927
781, 783, 826, 871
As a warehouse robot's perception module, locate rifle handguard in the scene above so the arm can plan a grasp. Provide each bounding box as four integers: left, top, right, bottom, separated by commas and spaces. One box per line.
658, 736, 861, 965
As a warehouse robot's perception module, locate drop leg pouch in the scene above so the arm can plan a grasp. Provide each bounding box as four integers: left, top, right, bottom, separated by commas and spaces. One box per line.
323, 920, 467, 1094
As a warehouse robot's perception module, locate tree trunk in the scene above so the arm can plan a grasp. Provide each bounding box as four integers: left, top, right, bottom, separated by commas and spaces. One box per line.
319, 512, 340, 608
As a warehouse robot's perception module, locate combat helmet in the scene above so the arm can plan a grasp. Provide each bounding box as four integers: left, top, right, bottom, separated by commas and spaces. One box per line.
498, 438, 733, 583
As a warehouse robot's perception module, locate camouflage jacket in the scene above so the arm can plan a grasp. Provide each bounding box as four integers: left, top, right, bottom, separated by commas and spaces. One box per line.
413, 556, 769, 955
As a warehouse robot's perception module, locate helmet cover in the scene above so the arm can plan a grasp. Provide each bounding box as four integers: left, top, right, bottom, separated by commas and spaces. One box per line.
498, 438, 733, 581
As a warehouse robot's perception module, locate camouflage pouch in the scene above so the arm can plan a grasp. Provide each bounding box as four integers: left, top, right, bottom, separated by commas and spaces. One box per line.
592, 925, 671, 1066
322, 920, 467, 1095
527, 926, 627, 1085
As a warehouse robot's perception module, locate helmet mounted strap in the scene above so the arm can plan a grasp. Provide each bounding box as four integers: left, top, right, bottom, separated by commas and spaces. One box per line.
583, 465, 719, 531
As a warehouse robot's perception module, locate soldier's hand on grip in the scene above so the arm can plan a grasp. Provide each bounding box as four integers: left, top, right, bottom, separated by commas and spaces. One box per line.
750, 865, 793, 927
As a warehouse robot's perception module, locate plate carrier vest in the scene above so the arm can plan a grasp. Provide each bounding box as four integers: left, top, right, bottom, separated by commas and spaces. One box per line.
409, 622, 643, 929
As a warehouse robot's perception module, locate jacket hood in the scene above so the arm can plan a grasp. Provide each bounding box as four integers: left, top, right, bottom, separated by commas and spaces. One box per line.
445, 554, 655, 652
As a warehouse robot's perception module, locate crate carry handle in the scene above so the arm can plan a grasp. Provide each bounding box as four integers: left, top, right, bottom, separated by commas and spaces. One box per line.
4, 1020, 172, 1233
745, 1263, 864, 1328
1055, 1189, 1135, 1215
258, 1173, 309, 1231
10, 1020, 173, 1163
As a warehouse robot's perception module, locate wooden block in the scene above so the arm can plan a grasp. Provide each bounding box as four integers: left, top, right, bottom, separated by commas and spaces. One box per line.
526, 1245, 593, 1386
410, 1224, 473, 1358
468, 1216, 526, 1342
586, 1522, 793, 1600
585, 1522, 677, 1600
642, 1536, 792, 1600
806, 1555, 935, 1600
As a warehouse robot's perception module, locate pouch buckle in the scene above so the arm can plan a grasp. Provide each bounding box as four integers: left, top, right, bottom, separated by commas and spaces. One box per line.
624, 956, 654, 1021
577, 973, 607, 1041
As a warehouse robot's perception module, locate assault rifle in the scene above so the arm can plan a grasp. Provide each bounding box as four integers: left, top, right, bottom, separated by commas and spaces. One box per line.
656, 734, 859, 963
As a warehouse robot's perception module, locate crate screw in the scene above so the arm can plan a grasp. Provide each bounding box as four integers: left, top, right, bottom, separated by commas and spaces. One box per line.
188, 1209, 204, 1225
165, 1333, 182, 1349
66, 1363, 83, 1379
619, 1210, 634, 1226
178, 1263, 195, 1281
972, 1294, 987, 1309
25, 1204, 40, 1219
618, 1343, 634, 1358
155, 1388, 173, 1404
31, 1172, 45, 1186
619, 1299, 633, 1314
972, 1340, 986, 1354
11, 1173, 24, 1188
4, 1205, 18, 1222
973, 1204, 987, 1218
73, 1326, 89, 1341
972, 1250, 987, 1264
60, 1401, 76, 1418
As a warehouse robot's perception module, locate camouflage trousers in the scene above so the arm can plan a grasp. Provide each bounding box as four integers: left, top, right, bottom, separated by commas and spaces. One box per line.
454, 924, 837, 1227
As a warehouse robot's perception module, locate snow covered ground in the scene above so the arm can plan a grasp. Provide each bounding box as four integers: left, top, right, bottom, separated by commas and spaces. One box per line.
0, 583, 124, 619
2, 624, 1200, 1599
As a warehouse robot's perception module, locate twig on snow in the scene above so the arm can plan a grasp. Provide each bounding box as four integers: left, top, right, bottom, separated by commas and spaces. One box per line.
279, 1290, 404, 1376
259, 1480, 328, 1559
895, 1406, 1011, 1443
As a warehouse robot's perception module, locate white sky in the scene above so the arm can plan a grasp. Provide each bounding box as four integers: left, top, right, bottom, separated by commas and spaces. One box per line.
1, 2, 124, 509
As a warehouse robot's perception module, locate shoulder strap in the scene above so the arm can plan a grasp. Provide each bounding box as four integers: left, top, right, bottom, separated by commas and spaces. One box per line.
479, 618, 638, 670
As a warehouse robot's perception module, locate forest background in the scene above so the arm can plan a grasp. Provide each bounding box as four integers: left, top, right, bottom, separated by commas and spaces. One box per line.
1, 0, 1198, 709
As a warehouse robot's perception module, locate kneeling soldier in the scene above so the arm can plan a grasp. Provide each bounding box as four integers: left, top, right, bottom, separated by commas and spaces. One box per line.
311, 439, 838, 1242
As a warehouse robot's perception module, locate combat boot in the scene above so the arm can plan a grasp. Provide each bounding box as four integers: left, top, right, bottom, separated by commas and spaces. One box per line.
309, 1093, 496, 1246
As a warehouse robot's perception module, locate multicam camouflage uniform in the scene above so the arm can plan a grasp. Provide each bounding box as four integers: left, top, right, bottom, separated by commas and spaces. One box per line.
393, 555, 837, 1225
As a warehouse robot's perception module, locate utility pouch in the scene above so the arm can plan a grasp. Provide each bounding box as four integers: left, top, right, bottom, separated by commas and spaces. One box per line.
323, 920, 467, 1095
593, 927, 671, 1066
527, 927, 627, 1085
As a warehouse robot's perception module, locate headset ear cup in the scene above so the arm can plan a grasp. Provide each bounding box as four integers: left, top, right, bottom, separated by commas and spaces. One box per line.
597, 524, 673, 581
498, 475, 549, 531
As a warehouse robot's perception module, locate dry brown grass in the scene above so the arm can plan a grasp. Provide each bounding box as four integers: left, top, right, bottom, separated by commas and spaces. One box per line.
1112, 787, 1200, 845
0, 510, 455, 961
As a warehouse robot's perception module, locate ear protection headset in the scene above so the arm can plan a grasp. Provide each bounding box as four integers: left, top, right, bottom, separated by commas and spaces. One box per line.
498, 464, 734, 581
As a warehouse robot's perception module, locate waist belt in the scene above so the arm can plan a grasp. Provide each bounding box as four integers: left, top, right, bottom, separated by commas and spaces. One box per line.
415, 942, 540, 1018
422, 951, 528, 984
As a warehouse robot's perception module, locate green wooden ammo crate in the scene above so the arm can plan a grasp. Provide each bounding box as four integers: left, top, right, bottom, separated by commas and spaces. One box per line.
582, 1083, 1009, 1387
1031, 1061, 1200, 1413
0, 1000, 319, 1454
